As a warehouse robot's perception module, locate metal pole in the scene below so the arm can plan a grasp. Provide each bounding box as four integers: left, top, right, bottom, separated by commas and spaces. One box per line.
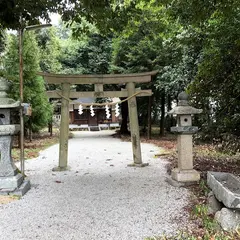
19, 28, 25, 175
18, 23, 51, 176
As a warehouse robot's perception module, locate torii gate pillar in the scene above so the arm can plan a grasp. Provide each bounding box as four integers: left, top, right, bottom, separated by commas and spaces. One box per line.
127, 82, 148, 167
53, 83, 70, 171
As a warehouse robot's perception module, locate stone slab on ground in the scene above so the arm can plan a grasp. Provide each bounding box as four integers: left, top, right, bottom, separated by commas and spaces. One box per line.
165, 176, 198, 187
0, 173, 23, 189
12, 179, 31, 197
0, 179, 31, 197
207, 171, 240, 208
215, 208, 240, 231
0, 130, 191, 240
171, 168, 200, 182
207, 191, 223, 215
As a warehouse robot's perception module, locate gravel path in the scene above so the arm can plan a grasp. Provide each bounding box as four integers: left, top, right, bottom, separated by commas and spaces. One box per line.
0, 131, 190, 240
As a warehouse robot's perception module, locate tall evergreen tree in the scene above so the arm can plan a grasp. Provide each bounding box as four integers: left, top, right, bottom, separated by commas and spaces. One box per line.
4, 31, 52, 132
0, 29, 6, 70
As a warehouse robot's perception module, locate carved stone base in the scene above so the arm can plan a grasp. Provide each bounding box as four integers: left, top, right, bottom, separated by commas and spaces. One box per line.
12, 179, 31, 196
0, 179, 31, 196
166, 176, 198, 187
171, 168, 200, 182
127, 162, 149, 167
52, 166, 71, 172
0, 173, 24, 190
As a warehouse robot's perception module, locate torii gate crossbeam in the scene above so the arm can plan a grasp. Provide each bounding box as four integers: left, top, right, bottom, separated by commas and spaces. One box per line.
39, 71, 157, 171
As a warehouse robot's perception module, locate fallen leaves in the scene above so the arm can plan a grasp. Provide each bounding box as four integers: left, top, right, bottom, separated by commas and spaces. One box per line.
55, 180, 62, 183
12, 132, 59, 161
0, 195, 19, 205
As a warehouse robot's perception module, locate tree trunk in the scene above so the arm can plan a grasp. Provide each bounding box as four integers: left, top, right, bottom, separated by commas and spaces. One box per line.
18, 132, 20, 148
147, 96, 153, 139
160, 90, 165, 136
48, 122, 53, 137
29, 117, 32, 142
166, 94, 173, 132
120, 99, 130, 135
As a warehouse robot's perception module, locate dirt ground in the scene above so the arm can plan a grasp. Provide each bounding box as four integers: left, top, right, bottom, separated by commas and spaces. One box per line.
115, 132, 240, 180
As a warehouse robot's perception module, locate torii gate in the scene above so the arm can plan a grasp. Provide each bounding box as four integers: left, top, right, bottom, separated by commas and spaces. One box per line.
39, 71, 157, 171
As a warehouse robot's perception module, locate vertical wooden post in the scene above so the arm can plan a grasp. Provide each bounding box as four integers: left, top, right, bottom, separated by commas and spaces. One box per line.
147, 96, 152, 139
160, 89, 165, 136
127, 82, 149, 167
53, 83, 70, 171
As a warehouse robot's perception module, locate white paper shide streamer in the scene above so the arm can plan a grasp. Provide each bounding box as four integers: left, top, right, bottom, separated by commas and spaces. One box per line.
115, 103, 120, 117
78, 105, 83, 115
105, 105, 111, 119
90, 105, 95, 117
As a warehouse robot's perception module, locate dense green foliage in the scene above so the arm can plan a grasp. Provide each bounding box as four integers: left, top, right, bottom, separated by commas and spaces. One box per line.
0, 29, 6, 70
0, 29, 5, 53
0, 0, 137, 32
186, 2, 240, 140
0, 0, 62, 29
59, 33, 112, 75
4, 32, 52, 132
110, 0, 240, 142
161, 0, 240, 141
36, 28, 62, 73
0, 0, 239, 145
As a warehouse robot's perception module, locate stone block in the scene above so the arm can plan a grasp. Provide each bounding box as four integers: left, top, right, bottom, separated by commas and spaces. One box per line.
171, 126, 198, 134
0, 125, 20, 136
171, 168, 200, 182
52, 166, 71, 172
165, 176, 197, 187
215, 208, 240, 231
127, 163, 149, 167
207, 171, 240, 208
177, 134, 193, 170
0, 179, 31, 196
0, 173, 23, 189
11, 179, 31, 196
207, 191, 223, 215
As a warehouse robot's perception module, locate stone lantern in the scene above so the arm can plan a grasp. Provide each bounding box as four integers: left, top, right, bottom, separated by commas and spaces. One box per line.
168, 92, 202, 184
0, 77, 30, 195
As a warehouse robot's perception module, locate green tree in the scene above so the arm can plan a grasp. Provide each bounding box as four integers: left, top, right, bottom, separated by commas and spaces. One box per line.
0, 29, 6, 69
36, 27, 62, 73
169, 0, 240, 140
4, 32, 52, 132
0, 0, 61, 29
111, 2, 190, 135
0, 29, 5, 53
61, 0, 141, 36
0, 0, 139, 33
59, 31, 112, 92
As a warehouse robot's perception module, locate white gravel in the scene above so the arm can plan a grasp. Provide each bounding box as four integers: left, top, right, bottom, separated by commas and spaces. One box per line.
0, 130, 191, 240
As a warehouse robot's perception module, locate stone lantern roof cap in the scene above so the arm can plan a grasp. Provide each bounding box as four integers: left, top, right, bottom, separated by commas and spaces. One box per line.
168, 91, 202, 115
0, 99, 21, 108
0, 77, 20, 108
168, 106, 202, 115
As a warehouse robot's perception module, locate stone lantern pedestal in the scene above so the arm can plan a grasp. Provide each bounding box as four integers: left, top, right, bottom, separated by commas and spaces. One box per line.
168, 92, 202, 184
0, 77, 30, 196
